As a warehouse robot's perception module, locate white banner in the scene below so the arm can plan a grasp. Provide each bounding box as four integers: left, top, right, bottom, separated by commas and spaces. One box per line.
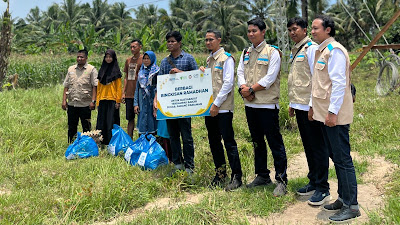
156, 69, 213, 120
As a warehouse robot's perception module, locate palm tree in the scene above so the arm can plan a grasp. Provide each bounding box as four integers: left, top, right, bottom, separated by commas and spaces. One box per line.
360, 0, 390, 33
287, 0, 299, 19
133, 4, 160, 27
26, 6, 42, 23
327, 0, 398, 49
26, 6, 44, 29
109, 2, 133, 33
158, 8, 176, 30
203, 0, 249, 52
308, 0, 328, 19
85, 0, 110, 31
24, 7, 48, 48
302, 0, 308, 21
43, 3, 62, 30
169, 0, 207, 31
327, 0, 373, 49
245, 0, 275, 41
60, 0, 86, 25
380, 0, 400, 44
246, 0, 274, 21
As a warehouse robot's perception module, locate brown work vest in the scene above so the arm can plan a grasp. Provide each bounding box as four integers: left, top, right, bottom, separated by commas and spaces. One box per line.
288, 37, 316, 105
243, 41, 281, 104
207, 48, 234, 111
312, 37, 353, 125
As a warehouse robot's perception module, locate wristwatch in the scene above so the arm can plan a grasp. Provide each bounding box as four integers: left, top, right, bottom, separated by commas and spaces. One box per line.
91, 100, 96, 104
249, 87, 255, 95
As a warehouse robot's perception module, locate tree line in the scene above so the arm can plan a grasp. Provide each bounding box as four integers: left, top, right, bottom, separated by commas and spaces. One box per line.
2, 0, 400, 55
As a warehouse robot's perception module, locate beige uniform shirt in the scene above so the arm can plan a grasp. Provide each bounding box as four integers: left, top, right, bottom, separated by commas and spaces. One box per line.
63, 63, 98, 107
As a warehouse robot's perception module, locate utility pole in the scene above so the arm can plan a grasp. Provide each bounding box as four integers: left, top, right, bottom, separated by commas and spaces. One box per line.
275, 0, 289, 72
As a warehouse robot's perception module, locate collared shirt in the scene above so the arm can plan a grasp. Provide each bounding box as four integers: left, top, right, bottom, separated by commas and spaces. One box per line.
63, 63, 98, 107
309, 39, 346, 115
63, 63, 98, 88
159, 50, 198, 75
289, 39, 318, 112
237, 41, 281, 109
210, 48, 235, 113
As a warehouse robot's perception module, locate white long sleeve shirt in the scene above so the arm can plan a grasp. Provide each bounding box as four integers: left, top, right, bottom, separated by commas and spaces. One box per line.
237, 41, 281, 109
327, 48, 347, 114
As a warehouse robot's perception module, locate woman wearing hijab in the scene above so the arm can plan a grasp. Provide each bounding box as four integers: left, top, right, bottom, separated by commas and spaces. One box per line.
134, 51, 160, 136
96, 49, 122, 145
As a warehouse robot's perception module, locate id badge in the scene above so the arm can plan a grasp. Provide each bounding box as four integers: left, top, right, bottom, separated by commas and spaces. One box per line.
128, 63, 136, 80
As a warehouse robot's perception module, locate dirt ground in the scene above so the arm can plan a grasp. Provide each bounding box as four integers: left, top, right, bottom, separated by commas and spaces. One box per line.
0, 187, 11, 196
257, 152, 397, 224
96, 152, 398, 225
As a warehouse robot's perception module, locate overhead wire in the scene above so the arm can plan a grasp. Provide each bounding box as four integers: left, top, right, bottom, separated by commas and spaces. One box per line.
362, 0, 393, 53
339, 0, 385, 59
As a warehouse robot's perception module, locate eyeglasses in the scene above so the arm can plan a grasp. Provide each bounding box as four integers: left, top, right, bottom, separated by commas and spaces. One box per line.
205, 38, 215, 42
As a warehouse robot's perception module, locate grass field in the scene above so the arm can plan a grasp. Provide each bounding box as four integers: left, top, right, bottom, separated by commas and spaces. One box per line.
0, 53, 399, 224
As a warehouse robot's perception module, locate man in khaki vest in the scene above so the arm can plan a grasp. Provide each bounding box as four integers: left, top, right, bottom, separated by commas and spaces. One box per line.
200, 30, 243, 191
287, 17, 331, 205
62, 49, 98, 143
309, 15, 360, 223
237, 17, 288, 197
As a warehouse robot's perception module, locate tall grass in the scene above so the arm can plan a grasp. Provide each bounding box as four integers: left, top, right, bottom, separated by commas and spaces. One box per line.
0, 53, 399, 224
6, 53, 209, 90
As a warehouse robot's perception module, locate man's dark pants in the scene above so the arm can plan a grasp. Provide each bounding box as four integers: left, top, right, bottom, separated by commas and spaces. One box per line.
295, 109, 329, 191
67, 105, 91, 143
205, 112, 242, 179
245, 106, 287, 183
314, 122, 358, 206
125, 98, 135, 121
167, 118, 195, 170
307, 119, 330, 192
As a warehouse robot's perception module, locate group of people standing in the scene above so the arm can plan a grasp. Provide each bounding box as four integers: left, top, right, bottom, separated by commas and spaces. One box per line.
286, 15, 360, 223
61, 13, 360, 223
61, 41, 165, 146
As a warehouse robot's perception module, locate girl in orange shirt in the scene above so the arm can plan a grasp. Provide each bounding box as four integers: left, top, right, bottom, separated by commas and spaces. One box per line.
96, 49, 122, 145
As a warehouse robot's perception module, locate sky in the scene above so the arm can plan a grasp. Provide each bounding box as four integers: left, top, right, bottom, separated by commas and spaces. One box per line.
0, 0, 337, 21
0, 0, 170, 20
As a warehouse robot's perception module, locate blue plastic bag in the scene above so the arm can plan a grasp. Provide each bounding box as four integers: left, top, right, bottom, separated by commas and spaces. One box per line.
65, 132, 99, 160
125, 133, 169, 170
145, 135, 169, 170
108, 124, 134, 156
124, 134, 148, 163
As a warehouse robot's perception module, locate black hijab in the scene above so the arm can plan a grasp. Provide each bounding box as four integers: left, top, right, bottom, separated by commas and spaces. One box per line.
98, 49, 122, 85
